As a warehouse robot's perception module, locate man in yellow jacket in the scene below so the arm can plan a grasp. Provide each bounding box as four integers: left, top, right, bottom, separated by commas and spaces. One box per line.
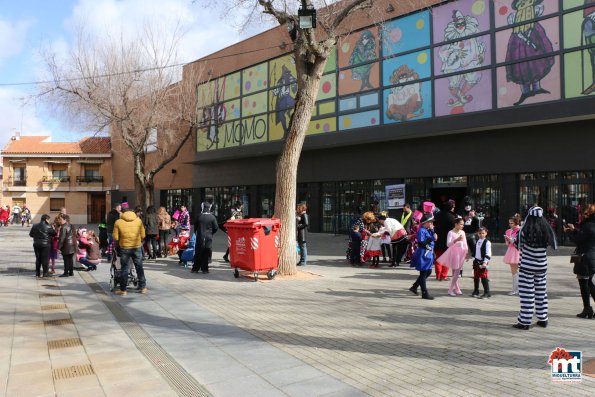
113, 202, 147, 295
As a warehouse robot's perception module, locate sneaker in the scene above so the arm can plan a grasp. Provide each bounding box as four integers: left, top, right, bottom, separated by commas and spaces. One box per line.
448, 291, 457, 297
480, 294, 491, 299
470, 292, 480, 297
114, 290, 127, 296
138, 288, 148, 294
507, 291, 518, 296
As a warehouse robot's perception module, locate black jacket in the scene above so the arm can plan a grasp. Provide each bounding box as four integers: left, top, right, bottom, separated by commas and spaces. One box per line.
434, 210, 457, 251
569, 215, 595, 275
194, 213, 219, 249
106, 209, 120, 234
29, 221, 56, 247
145, 213, 160, 235
297, 213, 309, 243
59, 223, 77, 255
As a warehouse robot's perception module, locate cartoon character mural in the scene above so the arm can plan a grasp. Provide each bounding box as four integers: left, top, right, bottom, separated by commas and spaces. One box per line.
582, 0, 595, 95
348, 30, 376, 91
385, 65, 423, 121
200, 104, 225, 149
439, 10, 486, 107
504, 0, 555, 106
271, 65, 297, 134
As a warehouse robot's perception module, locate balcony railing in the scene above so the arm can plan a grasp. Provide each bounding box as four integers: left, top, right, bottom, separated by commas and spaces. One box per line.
77, 176, 104, 183
13, 179, 27, 186
41, 176, 70, 184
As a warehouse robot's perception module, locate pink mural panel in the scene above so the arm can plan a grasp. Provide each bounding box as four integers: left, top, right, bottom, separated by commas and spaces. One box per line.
493, 0, 559, 28
432, 0, 491, 44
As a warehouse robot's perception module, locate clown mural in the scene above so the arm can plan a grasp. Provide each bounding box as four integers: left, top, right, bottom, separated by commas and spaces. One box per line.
504, 0, 555, 106
348, 30, 376, 91
385, 65, 424, 121
439, 10, 486, 107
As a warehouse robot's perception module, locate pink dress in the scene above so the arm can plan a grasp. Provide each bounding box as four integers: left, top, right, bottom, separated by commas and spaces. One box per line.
503, 228, 520, 265
436, 230, 468, 270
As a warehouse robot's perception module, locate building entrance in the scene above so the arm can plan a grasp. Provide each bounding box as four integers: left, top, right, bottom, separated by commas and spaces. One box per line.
430, 187, 467, 212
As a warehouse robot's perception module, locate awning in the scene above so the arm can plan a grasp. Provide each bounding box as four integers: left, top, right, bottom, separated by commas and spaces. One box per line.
8, 159, 26, 163
43, 160, 71, 164
76, 159, 104, 164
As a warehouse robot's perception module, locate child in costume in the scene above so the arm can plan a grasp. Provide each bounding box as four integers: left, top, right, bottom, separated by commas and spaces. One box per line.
409, 214, 437, 300
471, 227, 492, 299
366, 226, 382, 268
504, 214, 522, 295
436, 218, 468, 296
350, 224, 363, 266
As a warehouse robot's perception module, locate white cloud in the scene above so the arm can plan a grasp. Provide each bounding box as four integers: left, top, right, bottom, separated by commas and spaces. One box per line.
0, 87, 53, 150
0, 18, 34, 64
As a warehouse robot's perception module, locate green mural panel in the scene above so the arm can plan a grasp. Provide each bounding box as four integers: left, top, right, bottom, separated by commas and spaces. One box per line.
219, 72, 241, 101
242, 62, 268, 95
324, 47, 337, 73
242, 91, 268, 117
563, 0, 587, 9
564, 49, 595, 97
317, 73, 337, 101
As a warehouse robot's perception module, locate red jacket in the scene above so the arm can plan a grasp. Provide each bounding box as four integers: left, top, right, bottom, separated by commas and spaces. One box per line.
0, 208, 9, 221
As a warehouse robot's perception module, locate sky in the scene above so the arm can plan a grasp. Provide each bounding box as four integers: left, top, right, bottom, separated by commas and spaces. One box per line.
0, 0, 273, 151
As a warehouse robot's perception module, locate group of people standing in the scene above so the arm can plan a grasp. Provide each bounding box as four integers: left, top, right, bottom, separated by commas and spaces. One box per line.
0, 203, 32, 226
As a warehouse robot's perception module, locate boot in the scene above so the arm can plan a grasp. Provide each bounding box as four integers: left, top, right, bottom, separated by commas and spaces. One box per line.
470, 278, 480, 297
508, 273, 519, 295
578, 279, 594, 318
480, 278, 491, 299
576, 307, 594, 319
421, 291, 434, 300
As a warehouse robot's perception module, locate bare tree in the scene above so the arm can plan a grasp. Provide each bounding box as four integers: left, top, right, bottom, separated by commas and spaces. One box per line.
38, 22, 204, 209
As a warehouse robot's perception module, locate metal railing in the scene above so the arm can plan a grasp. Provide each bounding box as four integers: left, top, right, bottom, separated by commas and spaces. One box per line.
41, 176, 70, 184
77, 176, 104, 183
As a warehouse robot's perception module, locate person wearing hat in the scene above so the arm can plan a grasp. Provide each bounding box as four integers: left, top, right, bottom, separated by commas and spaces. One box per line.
192, 202, 219, 274
513, 206, 557, 330
113, 202, 147, 295
409, 213, 437, 300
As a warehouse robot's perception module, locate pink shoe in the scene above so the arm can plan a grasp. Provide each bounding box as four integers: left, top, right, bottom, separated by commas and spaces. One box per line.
448, 291, 456, 296
456, 291, 463, 295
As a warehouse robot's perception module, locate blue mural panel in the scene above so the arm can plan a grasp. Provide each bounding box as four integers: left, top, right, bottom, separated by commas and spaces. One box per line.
383, 50, 431, 87
383, 81, 432, 123
382, 10, 431, 57
339, 110, 380, 131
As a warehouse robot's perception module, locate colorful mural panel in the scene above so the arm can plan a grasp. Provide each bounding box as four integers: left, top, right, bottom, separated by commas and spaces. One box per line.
383, 82, 432, 123
196, 80, 216, 109
317, 73, 337, 101
268, 64, 297, 137
218, 72, 241, 101
564, 50, 595, 97
307, 116, 337, 135
197, 126, 217, 152
318, 101, 336, 115
382, 10, 430, 57
434, 69, 492, 116
217, 116, 268, 148
495, 17, 559, 63
432, 0, 490, 44
383, 51, 431, 87
339, 63, 379, 95
564, 0, 588, 9
242, 62, 268, 95
221, 99, 241, 121
268, 111, 291, 141
563, 6, 595, 49
338, 27, 379, 68
269, 55, 296, 88
324, 47, 337, 73
494, 0, 559, 28
339, 110, 380, 131
496, 56, 561, 107
242, 92, 268, 117
434, 34, 491, 77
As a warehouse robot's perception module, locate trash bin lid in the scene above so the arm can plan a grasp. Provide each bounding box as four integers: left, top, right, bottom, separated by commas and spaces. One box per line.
224, 218, 280, 230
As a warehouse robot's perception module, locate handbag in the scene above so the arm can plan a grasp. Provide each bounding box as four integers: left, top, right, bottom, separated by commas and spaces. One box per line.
570, 248, 583, 264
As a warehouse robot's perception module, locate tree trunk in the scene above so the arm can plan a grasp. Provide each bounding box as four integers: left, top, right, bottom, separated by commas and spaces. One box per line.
275, 60, 325, 276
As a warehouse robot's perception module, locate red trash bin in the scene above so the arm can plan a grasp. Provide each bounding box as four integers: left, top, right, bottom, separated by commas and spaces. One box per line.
224, 218, 280, 281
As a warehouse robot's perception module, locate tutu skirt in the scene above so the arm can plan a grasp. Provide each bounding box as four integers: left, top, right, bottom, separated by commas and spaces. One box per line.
503, 245, 520, 265
436, 244, 467, 271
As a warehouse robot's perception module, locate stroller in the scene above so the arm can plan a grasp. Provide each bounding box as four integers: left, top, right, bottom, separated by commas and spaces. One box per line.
109, 248, 139, 292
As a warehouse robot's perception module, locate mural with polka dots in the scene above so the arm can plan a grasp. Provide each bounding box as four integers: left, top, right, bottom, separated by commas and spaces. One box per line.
196, 0, 595, 152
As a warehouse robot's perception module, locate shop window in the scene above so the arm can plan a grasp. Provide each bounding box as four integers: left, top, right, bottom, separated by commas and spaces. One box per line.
50, 198, 65, 211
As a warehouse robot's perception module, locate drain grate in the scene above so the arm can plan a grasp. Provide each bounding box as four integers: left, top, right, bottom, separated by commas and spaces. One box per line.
44, 318, 74, 326
52, 364, 95, 380
39, 292, 62, 298
42, 303, 67, 310
80, 272, 211, 397
48, 338, 82, 350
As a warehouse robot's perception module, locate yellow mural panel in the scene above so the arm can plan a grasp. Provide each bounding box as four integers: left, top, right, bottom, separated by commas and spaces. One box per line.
217, 121, 241, 149
242, 92, 268, 117
218, 72, 241, 101
242, 115, 268, 145
318, 101, 336, 115
196, 80, 216, 109
307, 117, 337, 135
242, 62, 269, 95
269, 55, 296, 88
197, 126, 218, 152
316, 73, 336, 101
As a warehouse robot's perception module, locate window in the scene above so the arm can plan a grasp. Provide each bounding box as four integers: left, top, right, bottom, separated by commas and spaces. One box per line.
145, 128, 157, 153
14, 166, 25, 181
85, 165, 100, 178
50, 198, 65, 211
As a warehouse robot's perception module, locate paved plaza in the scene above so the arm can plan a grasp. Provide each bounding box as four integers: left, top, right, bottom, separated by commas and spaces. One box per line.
1, 225, 594, 396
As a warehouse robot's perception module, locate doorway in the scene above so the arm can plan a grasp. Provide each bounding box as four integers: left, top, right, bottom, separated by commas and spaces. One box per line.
88, 194, 106, 223
430, 187, 467, 212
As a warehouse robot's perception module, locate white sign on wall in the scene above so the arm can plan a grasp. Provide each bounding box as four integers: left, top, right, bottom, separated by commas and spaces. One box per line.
385, 184, 405, 209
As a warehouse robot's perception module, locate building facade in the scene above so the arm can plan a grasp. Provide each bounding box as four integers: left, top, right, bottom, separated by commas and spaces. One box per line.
120, 0, 595, 245
1, 134, 112, 225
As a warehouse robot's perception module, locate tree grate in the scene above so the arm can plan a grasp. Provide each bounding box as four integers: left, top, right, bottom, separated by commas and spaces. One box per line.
39, 292, 62, 298
48, 338, 82, 350
42, 303, 67, 310
44, 318, 74, 326
52, 364, 95, 380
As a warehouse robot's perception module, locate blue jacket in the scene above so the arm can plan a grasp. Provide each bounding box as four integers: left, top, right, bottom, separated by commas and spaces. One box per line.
412, 226, 435, 271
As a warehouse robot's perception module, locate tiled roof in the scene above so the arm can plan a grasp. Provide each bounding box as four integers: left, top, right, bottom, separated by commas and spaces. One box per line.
2, 136, 111, 155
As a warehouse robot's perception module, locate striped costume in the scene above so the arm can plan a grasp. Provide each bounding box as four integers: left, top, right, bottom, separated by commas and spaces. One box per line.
517, 244, 549, 326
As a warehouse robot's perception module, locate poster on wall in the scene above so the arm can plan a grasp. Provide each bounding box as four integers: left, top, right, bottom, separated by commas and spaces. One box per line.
385, 184, 406, 209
